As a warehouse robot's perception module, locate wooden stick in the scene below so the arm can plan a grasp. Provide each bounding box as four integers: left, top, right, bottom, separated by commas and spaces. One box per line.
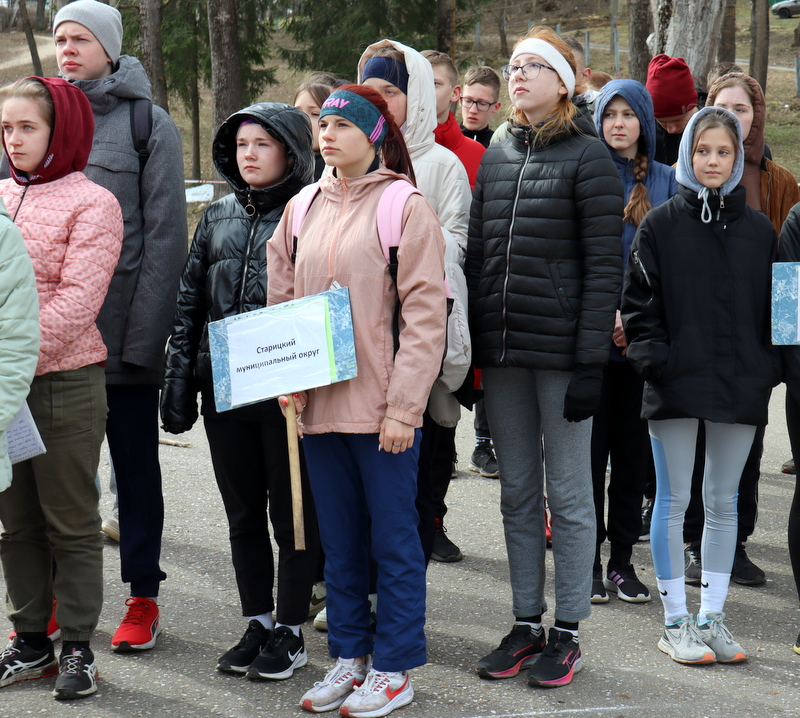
285, 398, 306, 550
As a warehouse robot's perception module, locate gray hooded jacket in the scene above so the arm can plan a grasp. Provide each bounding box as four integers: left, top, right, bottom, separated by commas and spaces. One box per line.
73, 56, 188, 385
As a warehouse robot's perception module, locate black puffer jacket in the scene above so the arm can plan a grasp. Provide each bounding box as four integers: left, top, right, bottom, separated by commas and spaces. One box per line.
621, 185, 780, 425
160, 103, 314, 432
466, 116, 624, 371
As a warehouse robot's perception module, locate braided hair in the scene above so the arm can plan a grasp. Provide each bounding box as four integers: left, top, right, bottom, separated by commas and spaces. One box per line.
623, 141, 652, 227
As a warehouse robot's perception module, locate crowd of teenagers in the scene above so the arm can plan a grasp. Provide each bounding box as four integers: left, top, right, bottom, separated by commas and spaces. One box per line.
2, 0, 800, 714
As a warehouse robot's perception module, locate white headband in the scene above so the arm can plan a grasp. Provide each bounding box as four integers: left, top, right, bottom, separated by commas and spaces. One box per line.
510, 38, 575, 99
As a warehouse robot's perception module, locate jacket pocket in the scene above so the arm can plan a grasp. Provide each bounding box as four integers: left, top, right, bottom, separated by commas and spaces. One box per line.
548, 261, 578, 319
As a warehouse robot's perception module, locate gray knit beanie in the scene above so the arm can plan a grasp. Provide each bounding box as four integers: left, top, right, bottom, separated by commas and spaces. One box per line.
53, 0, 123, 65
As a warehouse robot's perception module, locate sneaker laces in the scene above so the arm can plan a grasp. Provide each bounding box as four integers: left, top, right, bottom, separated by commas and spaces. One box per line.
235, 622, 266, 650
120, 597, 153, 627
700, 616, 736, 645
0, 645, 20, 661
269, 628, 295, 652
669, 619, 704, 646
61, 649, 86, 675
354, 669, 393, 696
316, 661, 359, 688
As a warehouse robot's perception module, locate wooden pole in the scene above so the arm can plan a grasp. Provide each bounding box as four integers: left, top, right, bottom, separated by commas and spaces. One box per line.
285, 399, 306, 550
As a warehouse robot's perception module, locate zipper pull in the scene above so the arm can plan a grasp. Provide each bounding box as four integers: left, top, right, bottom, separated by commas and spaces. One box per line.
244, 192, 256, 217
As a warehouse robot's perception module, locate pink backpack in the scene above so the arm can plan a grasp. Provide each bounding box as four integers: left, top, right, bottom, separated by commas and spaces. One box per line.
290, 179, 471, 393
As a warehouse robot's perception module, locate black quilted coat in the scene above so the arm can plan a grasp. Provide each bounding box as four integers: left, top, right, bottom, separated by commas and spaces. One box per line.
465, 117, 624, 371
622, 185, 781, 425
160, 103, 314, 432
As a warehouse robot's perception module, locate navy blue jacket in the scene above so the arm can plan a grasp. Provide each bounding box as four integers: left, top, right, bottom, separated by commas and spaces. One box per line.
594, 80, 678, 360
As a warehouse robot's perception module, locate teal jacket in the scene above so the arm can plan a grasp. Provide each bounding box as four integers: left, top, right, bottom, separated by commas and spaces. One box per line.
0, 198, 40, 491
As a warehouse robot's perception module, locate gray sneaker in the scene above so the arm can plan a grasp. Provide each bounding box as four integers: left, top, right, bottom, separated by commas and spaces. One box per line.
684, 544, 702, 585
697, 612, 747, 663
658, 615, 716, 665
300, 661, 368, 713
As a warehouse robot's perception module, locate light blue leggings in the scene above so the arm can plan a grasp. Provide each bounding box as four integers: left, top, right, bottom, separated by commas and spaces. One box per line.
649, 419, 756, 581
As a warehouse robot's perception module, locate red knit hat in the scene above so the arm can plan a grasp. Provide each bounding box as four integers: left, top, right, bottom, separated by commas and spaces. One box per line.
646, 54, 698, 118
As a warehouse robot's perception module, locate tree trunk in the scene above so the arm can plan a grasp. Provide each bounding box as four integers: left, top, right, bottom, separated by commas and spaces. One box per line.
718, 0, 736, 62
794, 20, 800, 47
437, 0, 455, 57
189, 43, 201, 181
19, 0, 43, 76
35, 0, 46, 30
750, 0, 770, 91
648, 0, 673, 55
497, 2, 509, 59
628, 0, 652, 84
663, 0, 725, 88
207, 0, 243, 197
139, 0, 170, 112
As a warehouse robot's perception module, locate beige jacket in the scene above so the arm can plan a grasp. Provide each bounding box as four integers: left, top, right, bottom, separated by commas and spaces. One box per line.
267, 167, 447, 434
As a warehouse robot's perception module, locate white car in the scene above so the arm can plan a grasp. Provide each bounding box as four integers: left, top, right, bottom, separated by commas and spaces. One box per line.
772, 0, 800, 18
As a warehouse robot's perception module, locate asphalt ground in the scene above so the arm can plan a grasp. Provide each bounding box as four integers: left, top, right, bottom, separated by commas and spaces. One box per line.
1, 385, 800, 717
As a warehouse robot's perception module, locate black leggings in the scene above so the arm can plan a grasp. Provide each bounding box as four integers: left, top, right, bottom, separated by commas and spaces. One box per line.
786, 391, 800, 598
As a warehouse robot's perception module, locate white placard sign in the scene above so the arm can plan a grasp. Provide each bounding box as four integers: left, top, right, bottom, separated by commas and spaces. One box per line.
226, 295, 332, 406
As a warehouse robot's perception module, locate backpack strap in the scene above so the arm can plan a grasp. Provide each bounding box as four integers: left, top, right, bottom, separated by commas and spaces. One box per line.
376, 179, 422, 355
130, 99, 153, 210
290, 182, 321, 264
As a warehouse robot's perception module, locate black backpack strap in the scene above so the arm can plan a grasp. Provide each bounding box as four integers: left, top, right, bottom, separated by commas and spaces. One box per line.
388, 245, 400, 355
130, 98, 153, 208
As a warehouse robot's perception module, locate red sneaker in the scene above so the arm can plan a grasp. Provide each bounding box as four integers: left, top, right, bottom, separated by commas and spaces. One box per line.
545, 499, 553, 548
111, 597, 161, 651
8, 596, 60, 642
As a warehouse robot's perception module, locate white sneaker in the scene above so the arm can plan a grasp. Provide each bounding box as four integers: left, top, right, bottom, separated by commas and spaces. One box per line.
313, 606, 328, 632
101, 507, 120, 542
300, 660, 368, 713
658, 615, 716, 665
309, 582, 326, 619
697, 612, 747, 663
339, 668, 413, 718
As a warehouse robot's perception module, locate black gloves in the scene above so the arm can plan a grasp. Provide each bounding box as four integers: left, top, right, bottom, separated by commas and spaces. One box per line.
563, 363, 604, 423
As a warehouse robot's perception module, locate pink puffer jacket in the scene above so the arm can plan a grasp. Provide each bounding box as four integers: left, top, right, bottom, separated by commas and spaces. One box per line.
0, 173, 123, 376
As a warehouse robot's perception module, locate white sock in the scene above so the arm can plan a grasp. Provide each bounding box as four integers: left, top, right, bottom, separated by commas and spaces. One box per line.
514, 620, 542, 633
275, 622, 300, 637
657, 577, 688, 624
697, 570, 731, 625
248, 613, 274, 631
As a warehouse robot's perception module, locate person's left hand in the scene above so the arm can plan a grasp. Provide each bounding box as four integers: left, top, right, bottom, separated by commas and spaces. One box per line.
612, 310, 627, 352
379, 417, 415, 453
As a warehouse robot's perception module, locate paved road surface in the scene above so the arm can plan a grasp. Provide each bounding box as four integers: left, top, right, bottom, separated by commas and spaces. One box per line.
1, 386, 799, 717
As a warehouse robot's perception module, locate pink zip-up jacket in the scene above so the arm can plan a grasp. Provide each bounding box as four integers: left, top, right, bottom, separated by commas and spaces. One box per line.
267, 167, 446, 434
0, 173, 123, 376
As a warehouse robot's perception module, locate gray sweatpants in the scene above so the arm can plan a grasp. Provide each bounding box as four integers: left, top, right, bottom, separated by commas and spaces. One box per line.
483, 367, 595, 623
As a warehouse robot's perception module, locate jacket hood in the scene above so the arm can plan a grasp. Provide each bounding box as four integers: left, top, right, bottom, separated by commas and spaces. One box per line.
213, 102, 314, 211
357, 39, 437, 160
594, 79, 656, 166
676, 105, 744, 197
3, 77, 94, 186
66, 55, 152, 114
706, 73, 765, 211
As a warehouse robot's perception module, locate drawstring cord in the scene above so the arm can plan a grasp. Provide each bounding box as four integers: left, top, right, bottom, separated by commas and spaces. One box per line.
698, 186, 713, 224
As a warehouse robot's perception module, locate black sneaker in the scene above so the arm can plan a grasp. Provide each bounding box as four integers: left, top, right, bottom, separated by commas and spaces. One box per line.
431, 519, 463, 562
246, 626, 307, 680
527, 628, 582, 688
794, 632, 800, 655
52, 645, 97, 700
590, 568, 608, 604
639, 498, 654, 541
475, 624, 546, 679
0, 636, 57, 688
732, 543, 766, 585
684, 542, 702, 586
217, 620, 271, 673
604, 564, 651, 603
783, 458, 796, 475
469, 441, 499, 478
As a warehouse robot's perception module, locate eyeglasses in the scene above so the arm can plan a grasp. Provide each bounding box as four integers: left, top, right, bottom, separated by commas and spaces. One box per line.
459, 97, 494, 112
500, 62, 557, 81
